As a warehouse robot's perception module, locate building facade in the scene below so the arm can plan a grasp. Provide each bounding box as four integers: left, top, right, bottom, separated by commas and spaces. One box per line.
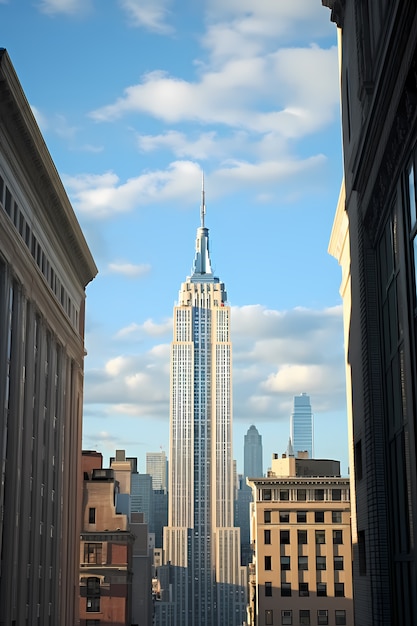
325, 1, 417, 624
161, 196, 246, 625
79, 453, 135, 626
146, 451, 168, 492
290, 393, 313, 459
0, 49, 97, 626
247, 456, 353, 626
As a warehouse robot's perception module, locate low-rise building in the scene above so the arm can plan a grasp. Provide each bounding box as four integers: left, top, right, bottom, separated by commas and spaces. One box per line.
248, 455, 353, 626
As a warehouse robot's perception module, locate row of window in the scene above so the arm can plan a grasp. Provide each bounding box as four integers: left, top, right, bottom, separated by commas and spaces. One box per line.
265, 581, 345, 597
278, 554, 344, 571
266, 528, 344, 544
262, 488, 348, 502
264, 510, 343, 524
264, 555, 345, 574
0, 174, 80, 331
265, 608, 347, 625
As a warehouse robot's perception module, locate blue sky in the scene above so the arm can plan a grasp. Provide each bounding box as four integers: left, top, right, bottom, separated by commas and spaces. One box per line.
1, 1, 348, 475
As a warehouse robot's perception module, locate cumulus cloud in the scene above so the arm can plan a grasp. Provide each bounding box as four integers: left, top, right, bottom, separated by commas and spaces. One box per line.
83, 304, 345, 426
63, 161, 201, 217
89, 46, 338, 137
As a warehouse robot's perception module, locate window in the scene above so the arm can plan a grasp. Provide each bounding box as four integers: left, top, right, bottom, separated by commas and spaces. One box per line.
86, 577, 100, 596
355, 439, 363, 480
279, 512, 290, 523
358, 529, 367, 575
281, 609, 292, 625
297, 489, 306, 501
335, 610, 346, 625
297, 511, 307, 523
265, 582, 272, 597
88, 508, 96, 524
315, 489, 324, 501
281, 583, 291, 597
334, 556, 344, 571
265, 610, 274, 625
316, 556, 326, 570
86, 597, 100, 612
317, 582, 327, 597
264, 489, 272, 501
335, 583, 345, 597
280, 530, 290, 544
264, 529, 271, 544
299, 582, 309, 597
265, 556, 272, 570
264, 510, 271, 524
315, 530, 325, 544
84, 543, 102, 564
317, 610, 328, 625
332, 488, 342, 501
298, 556, 308, 570
315, 511, 324, 523
298, 530, 307, 545
280, 489, 289, 500
280, 556, 290, 571
332, 511, 342, 523
299, 609, 310, 625
333, 530, 343, 544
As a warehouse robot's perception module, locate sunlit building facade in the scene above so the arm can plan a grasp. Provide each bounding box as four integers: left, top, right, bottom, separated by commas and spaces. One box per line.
161, 196, 246, 625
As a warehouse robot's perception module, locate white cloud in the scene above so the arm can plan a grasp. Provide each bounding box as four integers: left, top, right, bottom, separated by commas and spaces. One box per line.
119, 0, 173, 34
83, 304, 345, 426
37, 0, 92, 15
89, 45, 338, 137
107, 262, 151, 277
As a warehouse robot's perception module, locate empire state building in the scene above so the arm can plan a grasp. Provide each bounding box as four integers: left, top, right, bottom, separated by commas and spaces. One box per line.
162, 189, 246, 626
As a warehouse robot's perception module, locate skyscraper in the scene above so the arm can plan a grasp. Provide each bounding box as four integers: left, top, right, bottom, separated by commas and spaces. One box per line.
161, 189, 246, 626
290, 392, 313, 458
244, 424, 263, 478
146, 450, 168, 491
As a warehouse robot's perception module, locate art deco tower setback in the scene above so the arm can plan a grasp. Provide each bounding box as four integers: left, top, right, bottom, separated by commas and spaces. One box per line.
162, 188, 246, 626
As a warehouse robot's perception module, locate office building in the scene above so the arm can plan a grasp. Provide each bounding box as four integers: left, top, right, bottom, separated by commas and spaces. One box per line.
244, 425, 263, 478
160, 193, 246, 625
290, 393, 313, 458
247, 455, 353, 626
326, 1, 417, 623
0, 49, 97, 625
147, 451, 168, 491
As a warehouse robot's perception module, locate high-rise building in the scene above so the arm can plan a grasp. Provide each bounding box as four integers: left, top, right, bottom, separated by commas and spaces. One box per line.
325, 2, 417, 623
160, 193, 246, 625
244, 425, 263, 478
290, 393, 313, 458
146, 450, 168, 491
0, 49, 97, 625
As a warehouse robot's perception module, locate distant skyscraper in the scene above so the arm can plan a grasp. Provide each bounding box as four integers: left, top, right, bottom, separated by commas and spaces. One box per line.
244, 425, 263, 478
161, 189, 246, 626
290, 392, 313, 458
146, 451, 168, 491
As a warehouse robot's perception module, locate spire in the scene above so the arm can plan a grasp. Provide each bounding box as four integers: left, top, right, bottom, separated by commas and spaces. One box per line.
201, 171, 206, 228
190, 176, 214, 282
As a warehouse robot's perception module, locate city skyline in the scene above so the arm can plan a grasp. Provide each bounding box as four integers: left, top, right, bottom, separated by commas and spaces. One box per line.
1, 3, 349, 475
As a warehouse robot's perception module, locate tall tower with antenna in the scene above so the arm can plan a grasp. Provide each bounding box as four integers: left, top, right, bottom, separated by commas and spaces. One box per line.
161, 180, 246, 625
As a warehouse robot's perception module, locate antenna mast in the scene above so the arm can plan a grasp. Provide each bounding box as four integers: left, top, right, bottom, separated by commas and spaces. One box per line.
201, 172, 206, 228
